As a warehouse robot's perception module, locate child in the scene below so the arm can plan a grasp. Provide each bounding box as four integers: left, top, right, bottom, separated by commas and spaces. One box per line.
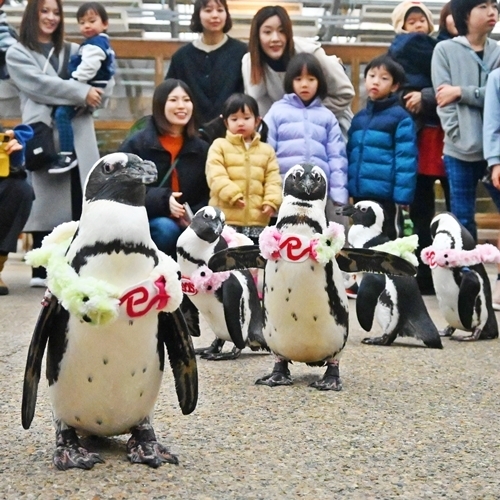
50, 1, 115, 174
482, 66, 500, 309
205, 93, 282, 243
264, 52, 348, 208
389, 0, 449, 294
347, 55, 418, 240
432, 0, 500, 241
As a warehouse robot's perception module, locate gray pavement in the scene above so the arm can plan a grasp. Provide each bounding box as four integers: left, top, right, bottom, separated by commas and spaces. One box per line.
1, 252, 500, 499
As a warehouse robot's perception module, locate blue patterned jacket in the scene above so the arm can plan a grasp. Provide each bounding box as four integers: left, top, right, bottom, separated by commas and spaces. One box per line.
347, 94, 418, 205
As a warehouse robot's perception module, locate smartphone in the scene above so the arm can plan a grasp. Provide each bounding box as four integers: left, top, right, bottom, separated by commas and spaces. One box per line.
0, 133, 9, 149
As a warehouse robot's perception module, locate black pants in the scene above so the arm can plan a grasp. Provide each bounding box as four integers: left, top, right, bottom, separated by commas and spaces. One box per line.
409, 174, 450, 292
0, 176, 34, 254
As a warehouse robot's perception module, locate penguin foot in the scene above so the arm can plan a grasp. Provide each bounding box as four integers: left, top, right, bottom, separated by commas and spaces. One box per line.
361, 334, 393, 346
53, 428, 104, 471
194, 337, 224, 356
127, 425, 178, 468
309, 364, 342, 391
201, 346, 242, 360
439, 325, 455, 337
255, 359, 292, 386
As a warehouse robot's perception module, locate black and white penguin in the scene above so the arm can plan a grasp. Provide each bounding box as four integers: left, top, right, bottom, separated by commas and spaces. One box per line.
422, 212, 498, 341
209, 165, 417, 390
22, 153, 197, 470
176, 206, 265, 360
343, 200, 442, 349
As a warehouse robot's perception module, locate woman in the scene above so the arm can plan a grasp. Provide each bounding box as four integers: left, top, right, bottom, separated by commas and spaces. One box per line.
6, 0, 103, 286
242, 5, 355, 139
119, 79, 209, 257
165, 0, 247, 125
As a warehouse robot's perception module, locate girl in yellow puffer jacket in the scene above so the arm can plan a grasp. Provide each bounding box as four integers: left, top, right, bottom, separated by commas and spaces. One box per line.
206, 93, 282, 243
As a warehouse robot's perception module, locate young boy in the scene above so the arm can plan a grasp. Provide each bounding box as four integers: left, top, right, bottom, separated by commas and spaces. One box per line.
347, 55, 418, 241
389, 0, 449, 294
431, 0, 500, 239
50, 2, 115, 174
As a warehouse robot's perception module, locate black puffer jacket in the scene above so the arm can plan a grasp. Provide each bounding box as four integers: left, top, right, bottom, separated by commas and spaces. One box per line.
119, 116, 209, 219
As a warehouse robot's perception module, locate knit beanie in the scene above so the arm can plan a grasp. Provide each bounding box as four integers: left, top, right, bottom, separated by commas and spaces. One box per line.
451, 0, 489, 36
391, 1, 435, 34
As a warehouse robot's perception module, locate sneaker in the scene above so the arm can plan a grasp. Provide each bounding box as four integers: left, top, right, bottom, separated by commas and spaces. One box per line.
48, 152, 77, 174
29, 277, 47, 288
345, 282, 359, 299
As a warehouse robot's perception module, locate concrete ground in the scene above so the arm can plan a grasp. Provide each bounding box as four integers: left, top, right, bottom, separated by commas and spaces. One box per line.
1, 253, 500, 499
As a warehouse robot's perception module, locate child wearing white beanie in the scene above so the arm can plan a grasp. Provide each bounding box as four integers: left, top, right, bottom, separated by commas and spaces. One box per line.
391, 0, 435, 34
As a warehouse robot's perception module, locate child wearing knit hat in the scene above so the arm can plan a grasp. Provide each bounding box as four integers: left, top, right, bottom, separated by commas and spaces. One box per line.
389, 1, 448, 294
432, 0, 500, 305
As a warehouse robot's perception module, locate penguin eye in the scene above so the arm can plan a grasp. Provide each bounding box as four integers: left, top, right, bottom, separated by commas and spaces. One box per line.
360, 207, 367, 212
293, 170, 303, 180
203, 212, 210, 219
103, 162, 115, 174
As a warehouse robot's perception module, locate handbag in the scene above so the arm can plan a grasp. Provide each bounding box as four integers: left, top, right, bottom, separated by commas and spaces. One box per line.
24, 121, 58, 171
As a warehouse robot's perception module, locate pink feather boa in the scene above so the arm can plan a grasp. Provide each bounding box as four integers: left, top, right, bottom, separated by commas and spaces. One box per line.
421, 243, 500, 269
190, 265, 230, 293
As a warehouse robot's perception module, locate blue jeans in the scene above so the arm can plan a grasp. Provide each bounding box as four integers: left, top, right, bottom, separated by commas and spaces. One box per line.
443, 155, 500, 241
149, 217, 182, 257
54, 105, 76, 153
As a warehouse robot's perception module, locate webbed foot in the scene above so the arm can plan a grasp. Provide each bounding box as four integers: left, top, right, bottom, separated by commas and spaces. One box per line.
53, 427, 104, 470
361, 334, 393, 346
201, 346, 241, 360
194, 337, 224, 356
256, 359, 292, 386
440, 325, 455, 337
309, 363, 342, 391
127, 421, 178, 468
450, 328, 482, 342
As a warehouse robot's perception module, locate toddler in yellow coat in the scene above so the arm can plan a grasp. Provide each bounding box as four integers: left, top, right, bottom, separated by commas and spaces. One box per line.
206, 93, 282, 243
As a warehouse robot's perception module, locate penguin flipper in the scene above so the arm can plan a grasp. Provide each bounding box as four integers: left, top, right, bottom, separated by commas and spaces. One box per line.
159, 310, 198, 415
22, 294, 63, 430
356, 274, 386, 332
458, 271, 481, 330
180, 295, 200, 337
208, 245, 266, 272
337, 248, 416, 277
221, 274, 247, 350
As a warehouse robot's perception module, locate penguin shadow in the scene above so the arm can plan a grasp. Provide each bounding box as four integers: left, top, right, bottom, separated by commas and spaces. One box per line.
79, 435, 128, 461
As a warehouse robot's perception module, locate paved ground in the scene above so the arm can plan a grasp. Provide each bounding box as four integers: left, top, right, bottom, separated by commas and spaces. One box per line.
1, 253, 500, 499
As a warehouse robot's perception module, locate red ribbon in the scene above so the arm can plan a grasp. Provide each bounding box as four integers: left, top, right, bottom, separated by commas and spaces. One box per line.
119, 276, 170, 318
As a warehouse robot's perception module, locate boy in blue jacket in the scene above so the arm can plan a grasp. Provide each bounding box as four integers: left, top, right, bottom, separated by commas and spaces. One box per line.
347, 54, 418, 240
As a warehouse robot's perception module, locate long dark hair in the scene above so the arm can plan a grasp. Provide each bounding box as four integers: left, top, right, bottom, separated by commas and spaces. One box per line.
248, 5, 294, 85
152, 79, 197, 138
20, 0, 65, 54
190, 0, 232, 33
284, 53, 328, 100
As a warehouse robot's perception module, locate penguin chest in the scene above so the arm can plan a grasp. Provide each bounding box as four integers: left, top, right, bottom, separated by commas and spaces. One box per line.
49, 315, 162, 436
263, 259, 348, 363
432, 267, 465, 329
374, 277, 400, 334
189, 293, 232, 342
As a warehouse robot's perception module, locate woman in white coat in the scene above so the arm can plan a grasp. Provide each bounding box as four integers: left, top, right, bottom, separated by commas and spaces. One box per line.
6, 0, 103, 286
242, 5, 355, 139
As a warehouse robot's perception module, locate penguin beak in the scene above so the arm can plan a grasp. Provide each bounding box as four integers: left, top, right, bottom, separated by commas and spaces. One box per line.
338, 204, 356, 217
129, 159, 158, 184
301, 175, 314, 195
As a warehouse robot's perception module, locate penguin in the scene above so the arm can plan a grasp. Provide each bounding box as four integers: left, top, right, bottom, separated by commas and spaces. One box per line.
208, 164, 417, 390
22, 153, 197, 470
422, 212, 498, 341
176, 206, 265, 360
342, 200, 442, 349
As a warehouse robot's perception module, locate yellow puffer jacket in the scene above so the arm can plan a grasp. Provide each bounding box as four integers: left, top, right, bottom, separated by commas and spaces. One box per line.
206, 131, 282, 226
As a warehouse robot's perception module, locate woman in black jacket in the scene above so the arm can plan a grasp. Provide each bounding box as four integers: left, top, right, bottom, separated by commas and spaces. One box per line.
119, 79, 209, 257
